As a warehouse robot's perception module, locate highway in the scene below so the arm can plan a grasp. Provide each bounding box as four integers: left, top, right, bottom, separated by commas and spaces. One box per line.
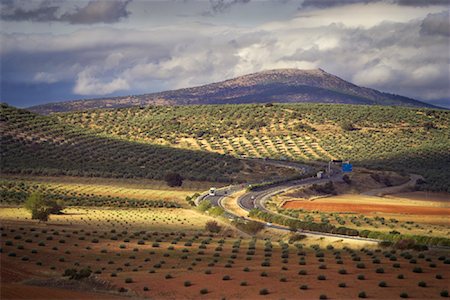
196, 168, 381, 244
197, 169, 449, 249
238, 172, 342, 212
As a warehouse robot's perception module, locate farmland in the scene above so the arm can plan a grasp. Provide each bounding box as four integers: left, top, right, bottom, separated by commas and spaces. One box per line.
1, 102, 449, 299
1, 217, 449, 299
56, 103, 450, 192
0, 104, 295, 183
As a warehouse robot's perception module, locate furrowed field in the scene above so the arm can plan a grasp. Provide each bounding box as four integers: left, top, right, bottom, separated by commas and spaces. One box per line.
1, 219, 450, 299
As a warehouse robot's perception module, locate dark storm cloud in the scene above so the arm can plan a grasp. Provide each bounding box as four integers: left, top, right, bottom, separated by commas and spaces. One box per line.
394, 0, 450, 6
0, 0, 132, 24
300, 0, 374, 8
0, 2, 60, 22
209, 0, 251, 13
300, 0, 449, 8
420, 11, 450, 37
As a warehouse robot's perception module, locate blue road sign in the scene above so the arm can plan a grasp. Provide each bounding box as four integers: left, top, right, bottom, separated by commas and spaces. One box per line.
342, 163, 353, 172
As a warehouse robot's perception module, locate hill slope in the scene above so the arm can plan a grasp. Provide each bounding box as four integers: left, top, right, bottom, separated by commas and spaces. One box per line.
0, 104, 247, 182
57, 103, 450, 192
28, 69, 436, 114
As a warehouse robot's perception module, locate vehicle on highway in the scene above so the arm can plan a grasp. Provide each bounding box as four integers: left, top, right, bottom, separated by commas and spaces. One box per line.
209, 187, 216, 196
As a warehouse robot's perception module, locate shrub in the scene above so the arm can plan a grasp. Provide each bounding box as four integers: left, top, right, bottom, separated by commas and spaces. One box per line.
338, 269, 347, 275
418, 281, 427, 287
379, 281, 387, 287
376, 267, 384, 274
260, 271, 268, 277
200, 288, 208, 295
165, 172, 183, 187
184, 281, 192, 287
317, 275, 326, 280
400, 292, 408, 298
358, 291, 367, 298
299, 270, 307, 275
222, 275, 231, 281
319, 294, 327, 300
259, 289, 269, 295
413, 267, 423, 273
441, 290, 449, 297
357, 274, 365, 280
125, 278, 133, 283
143, 286, 149, 291
338, 282, 346, 288
165, 274, 173, 279
63, 268, 92, 280
240, 281, 247, 286
205, 221, 222, 233
398, 274, 405, 279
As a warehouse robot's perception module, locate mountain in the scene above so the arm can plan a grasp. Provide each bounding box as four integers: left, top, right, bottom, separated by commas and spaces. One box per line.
28, 68, 437, 114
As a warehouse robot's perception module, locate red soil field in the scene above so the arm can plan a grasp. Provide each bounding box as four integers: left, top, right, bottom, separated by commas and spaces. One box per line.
282, 201, 450, 215
1, 222, 449, 299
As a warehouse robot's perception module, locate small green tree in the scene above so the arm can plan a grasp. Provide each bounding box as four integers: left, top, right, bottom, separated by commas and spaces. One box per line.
25, 192, 51, 222
24, 192, 63, 222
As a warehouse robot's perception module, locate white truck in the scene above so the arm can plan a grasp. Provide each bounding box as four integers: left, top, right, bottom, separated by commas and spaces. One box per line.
209, 187, 216, 196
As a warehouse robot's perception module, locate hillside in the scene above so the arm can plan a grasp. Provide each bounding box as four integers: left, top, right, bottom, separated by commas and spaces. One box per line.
57, 103, 450, 192
28, 69, 436, 114
1, 103, 290, 183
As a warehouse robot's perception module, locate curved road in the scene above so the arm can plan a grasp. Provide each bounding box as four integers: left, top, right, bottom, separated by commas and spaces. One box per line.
239, 172, 342, 212
198, 168, 381, 243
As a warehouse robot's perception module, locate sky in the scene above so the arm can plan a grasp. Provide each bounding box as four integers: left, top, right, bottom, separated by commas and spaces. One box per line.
1, 0, 449, 108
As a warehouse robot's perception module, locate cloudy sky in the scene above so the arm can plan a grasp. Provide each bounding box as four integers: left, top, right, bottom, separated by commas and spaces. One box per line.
1, 0, 449, 108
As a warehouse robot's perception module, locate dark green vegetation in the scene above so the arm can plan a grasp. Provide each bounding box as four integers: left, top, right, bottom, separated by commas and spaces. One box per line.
28, 69, 435, 114
0, 180, 180, 208
0, 104, 243, 182
57, 103, 450, 192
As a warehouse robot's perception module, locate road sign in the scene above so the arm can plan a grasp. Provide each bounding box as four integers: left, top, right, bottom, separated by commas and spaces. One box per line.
342, 163, 353, 172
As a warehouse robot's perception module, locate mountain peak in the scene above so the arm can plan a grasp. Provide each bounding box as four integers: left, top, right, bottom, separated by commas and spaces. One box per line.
28, 69, 437, 114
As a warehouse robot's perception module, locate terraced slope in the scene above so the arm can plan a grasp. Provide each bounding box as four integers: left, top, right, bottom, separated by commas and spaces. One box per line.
0, 104, 244, 182
57, 104, 450, 192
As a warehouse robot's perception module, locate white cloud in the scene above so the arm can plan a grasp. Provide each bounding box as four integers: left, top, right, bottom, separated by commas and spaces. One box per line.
73, 67, 129, 95
33, 72, 59, 83
1, 2, 449, 103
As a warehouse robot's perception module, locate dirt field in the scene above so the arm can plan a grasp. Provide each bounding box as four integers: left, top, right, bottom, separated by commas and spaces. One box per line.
282, 201, 450, 215
386, 191, 450, 202
277, 192, 450, 236
1, 219, 449, 300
